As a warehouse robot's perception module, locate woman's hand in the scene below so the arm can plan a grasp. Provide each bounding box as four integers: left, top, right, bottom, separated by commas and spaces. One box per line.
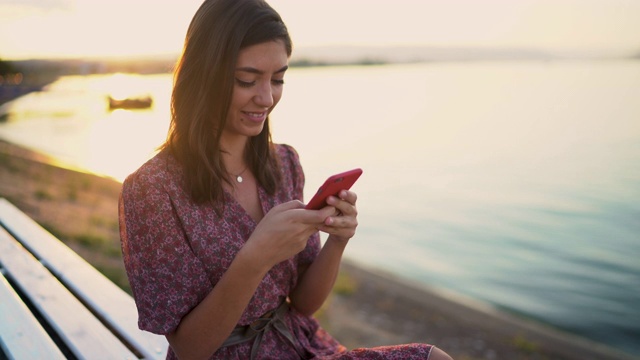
242, 200, 334, 270
316, 190, 358, 243
288, 190, 358, 315
168, 200, 333, 359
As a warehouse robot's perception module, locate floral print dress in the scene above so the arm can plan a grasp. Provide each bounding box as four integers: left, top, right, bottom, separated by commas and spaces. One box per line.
119, 144, 433, 359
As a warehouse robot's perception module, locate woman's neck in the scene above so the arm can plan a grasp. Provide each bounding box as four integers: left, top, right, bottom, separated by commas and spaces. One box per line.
220, 136, 249, 173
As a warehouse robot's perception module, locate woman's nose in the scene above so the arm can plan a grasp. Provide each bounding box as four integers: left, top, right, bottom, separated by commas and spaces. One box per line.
253, 82, 274, 107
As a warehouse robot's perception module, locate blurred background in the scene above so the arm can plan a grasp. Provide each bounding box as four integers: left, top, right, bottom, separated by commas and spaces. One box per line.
1, 0, 639, 357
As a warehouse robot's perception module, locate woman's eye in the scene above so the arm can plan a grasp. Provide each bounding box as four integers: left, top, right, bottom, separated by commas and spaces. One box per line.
272, 79, 285, 85
235, 79, 255, 88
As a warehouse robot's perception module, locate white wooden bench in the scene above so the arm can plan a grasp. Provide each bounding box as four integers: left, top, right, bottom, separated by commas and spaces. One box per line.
0, 198, 168, 359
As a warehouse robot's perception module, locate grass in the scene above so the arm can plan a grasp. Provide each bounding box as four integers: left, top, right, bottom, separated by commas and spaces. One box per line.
0, 143, 127, 294
34, 188, 54, 200
315, 270, 359, 331
39, 221, 66, 240
512, 334, 539, 354
66, 188, 78, 202
0, 152, 21, 173
74, 233, 107, 249
333, 270, 358, 296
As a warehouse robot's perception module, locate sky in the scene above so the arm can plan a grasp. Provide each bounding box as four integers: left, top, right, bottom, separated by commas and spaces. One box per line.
1, 0, 639, 60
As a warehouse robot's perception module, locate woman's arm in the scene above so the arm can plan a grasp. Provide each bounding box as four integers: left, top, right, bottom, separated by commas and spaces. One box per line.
166, 201, 334, 359
165, 244, 270, 359
289, 190, 358, 316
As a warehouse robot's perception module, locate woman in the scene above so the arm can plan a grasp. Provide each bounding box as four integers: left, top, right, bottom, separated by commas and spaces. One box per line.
119, 0, 452, 359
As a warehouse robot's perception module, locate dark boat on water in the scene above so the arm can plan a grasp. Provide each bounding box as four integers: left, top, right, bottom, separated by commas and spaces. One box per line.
108, 95, 153, 110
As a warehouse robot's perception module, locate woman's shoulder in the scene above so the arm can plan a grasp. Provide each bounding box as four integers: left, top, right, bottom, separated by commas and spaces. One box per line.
273, 143, 305, 199
123, 149, 182, 192
273, 143, 300, 168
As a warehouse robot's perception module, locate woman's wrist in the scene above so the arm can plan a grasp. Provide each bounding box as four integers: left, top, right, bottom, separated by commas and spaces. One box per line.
236, 241, 272, 276
325, 234, 350, 250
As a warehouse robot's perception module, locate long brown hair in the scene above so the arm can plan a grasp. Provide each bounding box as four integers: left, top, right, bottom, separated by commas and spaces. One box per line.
161, 0, 292, 205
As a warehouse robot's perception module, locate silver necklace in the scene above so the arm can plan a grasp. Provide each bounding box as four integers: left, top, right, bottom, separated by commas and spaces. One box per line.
235, 167, 248, 183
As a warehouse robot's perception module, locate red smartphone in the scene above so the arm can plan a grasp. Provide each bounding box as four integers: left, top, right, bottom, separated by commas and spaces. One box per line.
305, 168, 363, 210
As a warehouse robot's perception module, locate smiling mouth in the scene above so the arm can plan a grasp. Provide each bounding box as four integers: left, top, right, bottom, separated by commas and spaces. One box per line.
243, 111, 267, 121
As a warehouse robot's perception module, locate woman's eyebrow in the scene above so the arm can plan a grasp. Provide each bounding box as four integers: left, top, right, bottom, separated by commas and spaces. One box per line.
236, 65, 289, 75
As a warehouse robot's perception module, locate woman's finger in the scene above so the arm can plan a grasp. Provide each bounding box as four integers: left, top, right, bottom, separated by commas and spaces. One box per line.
326, 195, 358, 217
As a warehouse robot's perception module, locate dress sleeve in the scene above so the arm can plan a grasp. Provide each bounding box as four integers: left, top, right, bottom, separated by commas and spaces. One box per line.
279, 144, 305, 202
119, 169, 212, 335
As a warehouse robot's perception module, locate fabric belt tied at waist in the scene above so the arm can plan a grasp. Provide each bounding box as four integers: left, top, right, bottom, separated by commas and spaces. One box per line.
221, 301, 307, 360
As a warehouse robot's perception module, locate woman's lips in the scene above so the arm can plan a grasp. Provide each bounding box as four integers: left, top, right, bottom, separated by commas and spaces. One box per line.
243, 111, 267, 122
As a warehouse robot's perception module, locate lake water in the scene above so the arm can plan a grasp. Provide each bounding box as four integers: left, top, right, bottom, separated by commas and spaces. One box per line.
1, 61, 639, 356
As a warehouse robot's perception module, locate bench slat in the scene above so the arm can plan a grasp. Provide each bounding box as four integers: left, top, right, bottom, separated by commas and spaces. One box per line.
0, 272, 66, 360
0, 226, 139, 359
0, 198, 168, 359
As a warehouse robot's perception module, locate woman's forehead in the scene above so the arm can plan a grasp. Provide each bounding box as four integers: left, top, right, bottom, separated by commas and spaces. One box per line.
236, 40, 289, 72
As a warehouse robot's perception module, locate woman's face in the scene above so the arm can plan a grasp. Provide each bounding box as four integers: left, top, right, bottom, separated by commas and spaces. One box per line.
224, 40, 289, 141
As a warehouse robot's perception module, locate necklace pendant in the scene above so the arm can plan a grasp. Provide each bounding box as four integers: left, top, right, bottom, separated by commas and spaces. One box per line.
236, 175, 243, 183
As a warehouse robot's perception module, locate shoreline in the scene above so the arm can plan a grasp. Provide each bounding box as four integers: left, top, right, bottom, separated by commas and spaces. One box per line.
0, 75, 58, 107
330, 260, 636, 359
0, 139, 635, 359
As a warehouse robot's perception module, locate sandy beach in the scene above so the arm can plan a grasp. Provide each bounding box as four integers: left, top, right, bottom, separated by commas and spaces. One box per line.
0, 139, 635, 360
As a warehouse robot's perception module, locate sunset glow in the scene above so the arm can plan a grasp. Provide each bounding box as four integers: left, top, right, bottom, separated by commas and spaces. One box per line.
1, 0, 639, 60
